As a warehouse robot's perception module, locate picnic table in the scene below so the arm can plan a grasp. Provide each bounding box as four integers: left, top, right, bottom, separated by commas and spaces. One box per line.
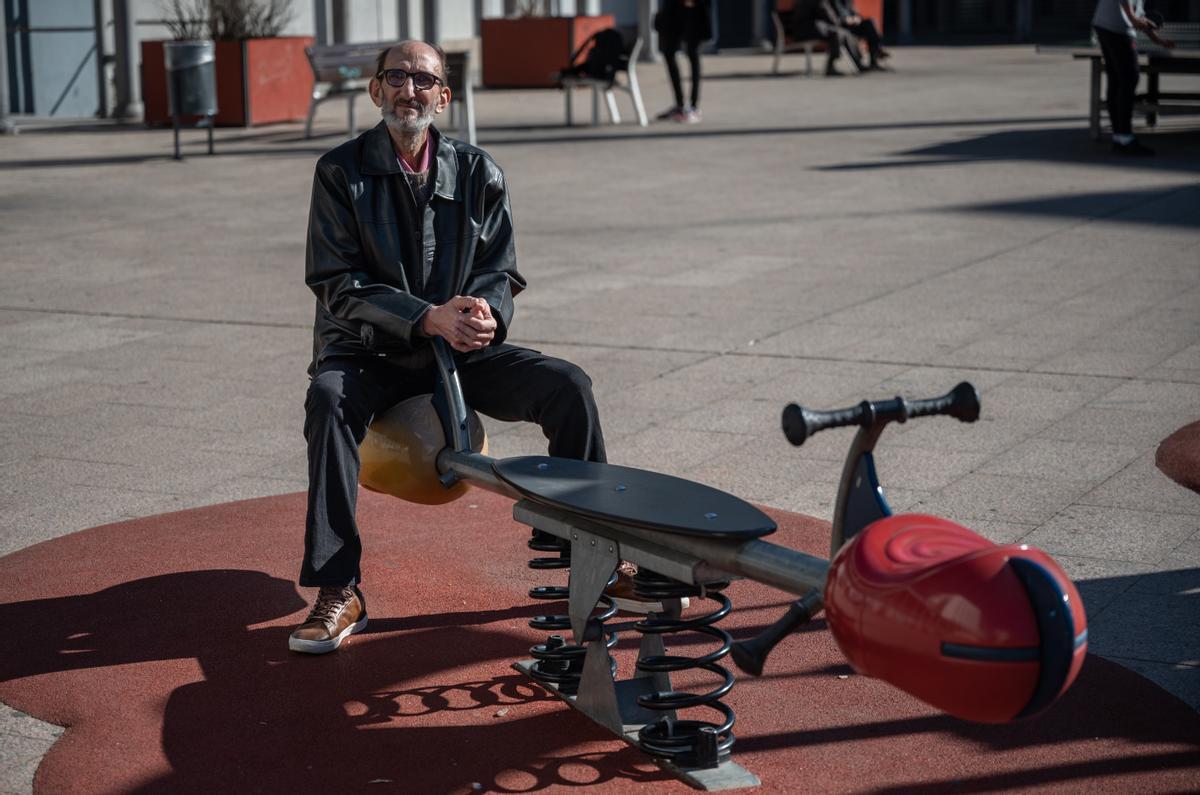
1039, 24, 1200, 139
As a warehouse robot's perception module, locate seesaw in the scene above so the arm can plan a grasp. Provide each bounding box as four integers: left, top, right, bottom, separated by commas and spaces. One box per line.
356, 340, 1087, 791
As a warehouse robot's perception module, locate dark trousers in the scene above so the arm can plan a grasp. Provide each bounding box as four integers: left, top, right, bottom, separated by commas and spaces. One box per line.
810, 21, 863, 72
844, 19, 882, 62
661, 36, 703, 108
1094, 26, 1139, 136
301, 344, 606, 587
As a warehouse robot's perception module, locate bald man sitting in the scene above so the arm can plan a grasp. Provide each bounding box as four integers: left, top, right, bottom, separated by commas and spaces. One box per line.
292, 41, 610, 653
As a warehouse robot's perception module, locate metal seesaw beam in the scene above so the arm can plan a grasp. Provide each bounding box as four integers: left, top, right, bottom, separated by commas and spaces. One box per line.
437, 448, 831, 599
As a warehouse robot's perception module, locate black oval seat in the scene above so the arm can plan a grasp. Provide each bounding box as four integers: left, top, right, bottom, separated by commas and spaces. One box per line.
492, 456, 776, 539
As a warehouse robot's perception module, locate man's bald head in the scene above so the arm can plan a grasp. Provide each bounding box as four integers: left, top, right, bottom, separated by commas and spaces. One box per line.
374, 40, 448, 81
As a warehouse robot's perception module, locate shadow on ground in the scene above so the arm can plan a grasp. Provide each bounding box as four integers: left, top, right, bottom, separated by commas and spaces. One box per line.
818, 126, 1200, 175
2, 557, 1198, 793
956, 183, 1200, 228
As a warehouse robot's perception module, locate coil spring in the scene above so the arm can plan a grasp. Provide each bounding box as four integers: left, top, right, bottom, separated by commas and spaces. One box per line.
526, 528, 618, 695
633, 569, 736, 770
527, 528, 571, 631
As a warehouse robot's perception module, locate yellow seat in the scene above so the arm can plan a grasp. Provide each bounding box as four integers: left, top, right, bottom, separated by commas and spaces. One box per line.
359, 395, 487, 505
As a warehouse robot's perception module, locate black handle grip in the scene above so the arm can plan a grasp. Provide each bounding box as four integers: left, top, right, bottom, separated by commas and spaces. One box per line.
781, 401, 867, 446
906, 381, 981, 423
782, 381, 980, 446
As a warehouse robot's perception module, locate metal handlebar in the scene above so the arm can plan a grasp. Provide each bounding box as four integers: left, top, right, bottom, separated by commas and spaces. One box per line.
781, 381, 980, 447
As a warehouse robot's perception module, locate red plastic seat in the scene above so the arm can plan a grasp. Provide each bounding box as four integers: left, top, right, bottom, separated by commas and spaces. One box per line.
824, 513, 1087, 723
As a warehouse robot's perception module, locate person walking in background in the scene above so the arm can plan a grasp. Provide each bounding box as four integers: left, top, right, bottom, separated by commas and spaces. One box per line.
655, 0, 712, 123
1092, 0, 1174, 155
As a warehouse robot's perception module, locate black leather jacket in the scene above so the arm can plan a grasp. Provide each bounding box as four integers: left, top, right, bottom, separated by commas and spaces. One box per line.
305, 122, 524, 373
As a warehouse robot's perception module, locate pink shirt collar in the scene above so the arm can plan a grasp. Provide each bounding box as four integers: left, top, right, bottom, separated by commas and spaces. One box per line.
395, 134, 432, 173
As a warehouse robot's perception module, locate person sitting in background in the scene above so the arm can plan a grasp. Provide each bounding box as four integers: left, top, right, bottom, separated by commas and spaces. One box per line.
833, 0, 890, 70
788, 0, 865, 76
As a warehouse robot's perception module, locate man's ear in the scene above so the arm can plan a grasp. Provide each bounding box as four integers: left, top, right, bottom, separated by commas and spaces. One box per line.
368, 78, 384, 108
435, 86, 451, 114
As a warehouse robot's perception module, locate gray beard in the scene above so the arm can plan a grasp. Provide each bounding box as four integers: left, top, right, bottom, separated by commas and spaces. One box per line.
382, 102, 435, 134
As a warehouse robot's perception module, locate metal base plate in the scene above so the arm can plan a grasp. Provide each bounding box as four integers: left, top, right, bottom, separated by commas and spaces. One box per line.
513, 660, 760, 791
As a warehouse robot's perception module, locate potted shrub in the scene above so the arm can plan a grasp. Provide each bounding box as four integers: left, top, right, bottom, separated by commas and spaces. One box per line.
142, 0, 314, 127
481, 0, 614, 88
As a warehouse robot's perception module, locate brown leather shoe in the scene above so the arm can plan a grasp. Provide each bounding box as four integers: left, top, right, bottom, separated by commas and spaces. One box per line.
288, 586, 367, 654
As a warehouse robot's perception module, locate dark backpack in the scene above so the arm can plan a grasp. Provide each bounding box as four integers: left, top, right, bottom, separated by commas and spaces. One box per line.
568, 28, 628, 84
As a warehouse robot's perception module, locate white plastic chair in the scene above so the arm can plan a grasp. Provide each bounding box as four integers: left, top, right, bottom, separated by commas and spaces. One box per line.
561, 33, 648, 127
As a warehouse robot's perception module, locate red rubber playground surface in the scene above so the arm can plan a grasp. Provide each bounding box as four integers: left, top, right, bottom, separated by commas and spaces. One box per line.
1, 489, 1198, 794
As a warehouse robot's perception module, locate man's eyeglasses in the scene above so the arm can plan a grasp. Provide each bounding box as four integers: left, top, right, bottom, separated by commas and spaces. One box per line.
376, 69, 444, 91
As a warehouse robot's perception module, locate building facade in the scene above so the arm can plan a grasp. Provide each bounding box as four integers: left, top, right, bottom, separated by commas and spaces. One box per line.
4, 0, 1199, 124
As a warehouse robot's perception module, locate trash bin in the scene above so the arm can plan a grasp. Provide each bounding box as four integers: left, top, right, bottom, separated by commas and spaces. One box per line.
164, 40, 217, 117
163, 40, 217, 158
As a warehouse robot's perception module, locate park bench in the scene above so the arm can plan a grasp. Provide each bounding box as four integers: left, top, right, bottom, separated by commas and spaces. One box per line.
770, 8, 821, 76
304, 41, 476, 144
1124, 23, 1200, 133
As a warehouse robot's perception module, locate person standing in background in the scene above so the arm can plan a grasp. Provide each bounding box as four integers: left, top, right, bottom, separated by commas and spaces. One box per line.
1092, 0, 1174, 155
655, 0, 713, 123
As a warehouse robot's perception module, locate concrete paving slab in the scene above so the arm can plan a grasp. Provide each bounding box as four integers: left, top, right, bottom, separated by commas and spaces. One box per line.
0, 485, 188, 558
0, 718, 58, 795
683, 440, 844, 505
1040, 407, 1197, 447
1092, 380, 1200, 414
957, 518, 1040, 546
914, 472, 1091, 525
1080, 453, 1200, 516
610, 425, 757, 474
1168, 533, 1200, 563
668, 395, 790, 436
1033, 348, 1176, 378
980, 378, 1109, 422
872, 446, 993, 491
0, 363, 109, 400
976, 437, 1142, 483
871, 365, 1014, 398
941, 332, 1082, 371
886, 414, 1049, 453
765, 480, 840, 521
1141, 343, 1200, 384
1046, 553, 1158, 614
1021, 504, 1198, 564
732, 361, 861, 405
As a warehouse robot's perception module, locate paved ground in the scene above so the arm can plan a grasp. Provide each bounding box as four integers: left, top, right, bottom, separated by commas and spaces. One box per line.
0, 45, 1197, 793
